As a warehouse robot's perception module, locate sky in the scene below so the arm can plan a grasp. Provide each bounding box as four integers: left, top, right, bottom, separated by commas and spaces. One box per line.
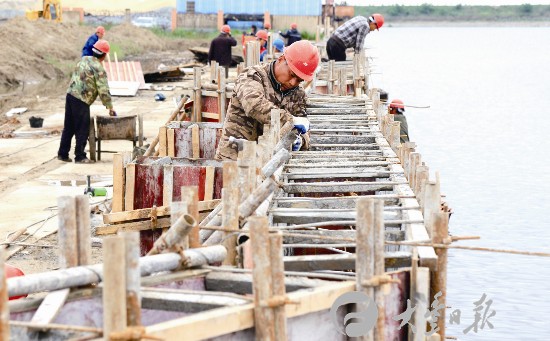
339, 0, 550, 5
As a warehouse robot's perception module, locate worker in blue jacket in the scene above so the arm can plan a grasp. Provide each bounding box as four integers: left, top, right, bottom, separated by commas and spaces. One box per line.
279, 23, 302, 46
82, 26, 105, 57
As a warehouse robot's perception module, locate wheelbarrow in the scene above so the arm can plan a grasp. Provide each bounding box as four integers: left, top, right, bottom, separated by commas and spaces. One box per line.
88, 114, 143, 161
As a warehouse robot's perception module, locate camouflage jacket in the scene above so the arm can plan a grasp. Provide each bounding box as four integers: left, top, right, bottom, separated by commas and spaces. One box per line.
215, 62, 309, 161
67, 56, 113, 109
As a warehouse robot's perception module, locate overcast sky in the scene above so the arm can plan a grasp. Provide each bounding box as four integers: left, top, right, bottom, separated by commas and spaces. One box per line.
340, 1, 550, 5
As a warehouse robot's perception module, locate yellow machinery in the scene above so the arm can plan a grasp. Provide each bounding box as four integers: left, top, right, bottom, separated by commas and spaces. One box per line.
26, 0, 62, 23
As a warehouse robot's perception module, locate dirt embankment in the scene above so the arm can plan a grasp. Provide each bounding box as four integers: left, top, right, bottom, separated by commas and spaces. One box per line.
0, 17, 211, 126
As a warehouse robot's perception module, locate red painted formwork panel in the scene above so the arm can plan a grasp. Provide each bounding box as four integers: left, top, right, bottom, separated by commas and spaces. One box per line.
172, 166, 223, 201
173, 124, 222, 159
134, 164, 165, 209
202, 96, 230, 123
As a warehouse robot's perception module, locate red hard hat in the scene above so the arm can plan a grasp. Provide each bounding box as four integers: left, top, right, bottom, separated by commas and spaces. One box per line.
96, 26, 105, 35
370, 14, 384, 30
256, 30, 268, 40
284, 40, 320, 82
389, 99, 405, 113
221, 24, 231, 33
5, 264, 26, 300
93, 40, 110, 54
290, 23, 297, 29
264, 23, 271, 29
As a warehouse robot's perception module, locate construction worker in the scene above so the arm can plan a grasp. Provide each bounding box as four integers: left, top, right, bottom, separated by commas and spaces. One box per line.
260, 38, 285, 62
264, 22, 271, 31
249, 24, 258, 36
215, 40, 320, 161
256, 30, 268, 55
326, 14, 384, 62
389, 99, 410, 143
279, 23, 302, 46
58, 40, 116, 164
208, 24, 237, 78
82, 26, 105, 57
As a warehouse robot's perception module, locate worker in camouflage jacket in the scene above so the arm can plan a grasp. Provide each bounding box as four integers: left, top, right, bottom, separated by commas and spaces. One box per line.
215, 40, 320, 161
57, 40, 116, 164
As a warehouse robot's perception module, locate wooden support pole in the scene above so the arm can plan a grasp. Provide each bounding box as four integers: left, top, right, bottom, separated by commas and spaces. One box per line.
217, 68, 227, 123
270, 109, 282, 147
193, 66, 202, 122
190, 124, 200, 159
249, 216, 275, 340
415, 165, 430, 205
431, 211, 448, 339
58, 196, 78, 268
210, 60, 218, 84
163, 164, 174, 207
181, 186, 200, 249
75, 195, 91, 266
356, 198, 374, 341
0, 249, 9, 341
269, 232, 287, 341
409, 152, 421, 189
222, 187, 239, 266
238, 141, 256, 202
124, 163, 136, 211
373, 200, 385, 340
339, 67, 347, 96
391, 122, 401, 152
103, 236, 127, 340
204, 166, 215, 201
123, 231, 141, 326
158, 126, 168, 157
327, 60, 334, 94
423, 180, 441, 238
167, 128, 176, 157
146, 214, 196, 256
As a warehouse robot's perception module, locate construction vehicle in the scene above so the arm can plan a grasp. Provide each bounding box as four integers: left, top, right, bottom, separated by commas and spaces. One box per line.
25, 0, 62, 23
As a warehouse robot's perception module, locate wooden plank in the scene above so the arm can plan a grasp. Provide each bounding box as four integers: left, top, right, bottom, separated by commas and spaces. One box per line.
102, 200, 220, 224
112, 153, 125, 212
191, 124, 200, 158
103, 236, 127, 338
159, 126, 168, 157
204, 166, 215, 201
29, 289, 70, 327
201, 112, 220, 120
124, 163, 136, 211
283, 252, 411, 271
163, 165, 174, 207
96, 217, 171, 235
75, 195, 91, 266
167, 128, 176, 157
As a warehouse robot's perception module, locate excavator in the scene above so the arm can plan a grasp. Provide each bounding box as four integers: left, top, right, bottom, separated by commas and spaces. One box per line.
25, 0, 62, 23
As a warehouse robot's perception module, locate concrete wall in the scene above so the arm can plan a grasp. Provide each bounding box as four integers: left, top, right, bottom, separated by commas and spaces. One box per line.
272, 15, 320, 35
177, 13, 217, 30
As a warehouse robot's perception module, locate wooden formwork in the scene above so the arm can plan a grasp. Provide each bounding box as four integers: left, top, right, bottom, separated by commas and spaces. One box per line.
1, 49, 452, 341
156, 122, 222, 158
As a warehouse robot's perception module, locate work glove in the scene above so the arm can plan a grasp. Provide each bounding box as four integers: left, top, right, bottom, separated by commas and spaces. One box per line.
109, 109, 117, 117
292, 135, 303, 151
293, 117, 310, 135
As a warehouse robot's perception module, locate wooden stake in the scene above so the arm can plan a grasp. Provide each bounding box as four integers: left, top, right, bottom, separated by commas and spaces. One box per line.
75, 195, 91, 266
138, 113, 143, 147
58, 196, 78, 268
356, 198, 374, 341
431, 211, 448, 339
193, 66, 202, 122
125, 163, 136, 211
123, 231, 141, 326
327, 60, 334, 94
167, 128, 176, 157
423, 181, 440, 238
217, 68, 227, 123
103, 236, 127, 340
181, 186, 200, 248
373, 200, 385, 340
163, 164, 174, 207
269, 232, 287, 340
204, 166, 215, 201
112, 153, 125, 212
0, 249, 9, 341
249, 216, 275, 340
158, 126, 168, 157
191, 124, 200, 158
222, 188, 239, 266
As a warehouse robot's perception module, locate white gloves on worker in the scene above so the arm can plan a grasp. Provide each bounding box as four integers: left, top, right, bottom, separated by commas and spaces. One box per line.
293, 117, 310, 135
292, 135, 303, 151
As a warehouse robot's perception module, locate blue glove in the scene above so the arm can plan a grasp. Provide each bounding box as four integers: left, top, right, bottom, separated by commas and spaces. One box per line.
293, 117, 310, 135
292, 135, 303, 151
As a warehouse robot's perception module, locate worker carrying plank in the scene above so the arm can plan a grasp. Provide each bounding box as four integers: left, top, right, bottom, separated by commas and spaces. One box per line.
57, 40, 116, 164
326, 14, 384, 62
215, 40, 319, 161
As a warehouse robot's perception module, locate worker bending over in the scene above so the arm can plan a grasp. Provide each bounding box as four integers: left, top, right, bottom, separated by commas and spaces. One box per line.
215, 40, 319, 161
58, 40, 116, 164
326, 14, 384, 62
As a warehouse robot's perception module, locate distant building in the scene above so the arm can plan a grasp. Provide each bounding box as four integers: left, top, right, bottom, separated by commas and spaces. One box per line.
175, 0, 322, 33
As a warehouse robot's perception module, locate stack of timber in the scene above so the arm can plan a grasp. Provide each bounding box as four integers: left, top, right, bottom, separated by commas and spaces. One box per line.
2, 48, 451, 341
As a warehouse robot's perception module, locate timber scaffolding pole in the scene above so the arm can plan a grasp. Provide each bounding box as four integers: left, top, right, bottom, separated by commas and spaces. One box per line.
2, 50, 453, 340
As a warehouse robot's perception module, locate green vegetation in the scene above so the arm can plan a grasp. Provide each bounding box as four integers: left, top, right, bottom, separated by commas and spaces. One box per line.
354, 4, 550, 21
150, 27, 251, 40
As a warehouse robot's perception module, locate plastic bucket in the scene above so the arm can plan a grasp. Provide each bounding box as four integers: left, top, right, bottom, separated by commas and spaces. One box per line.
29, 116, 44, 128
